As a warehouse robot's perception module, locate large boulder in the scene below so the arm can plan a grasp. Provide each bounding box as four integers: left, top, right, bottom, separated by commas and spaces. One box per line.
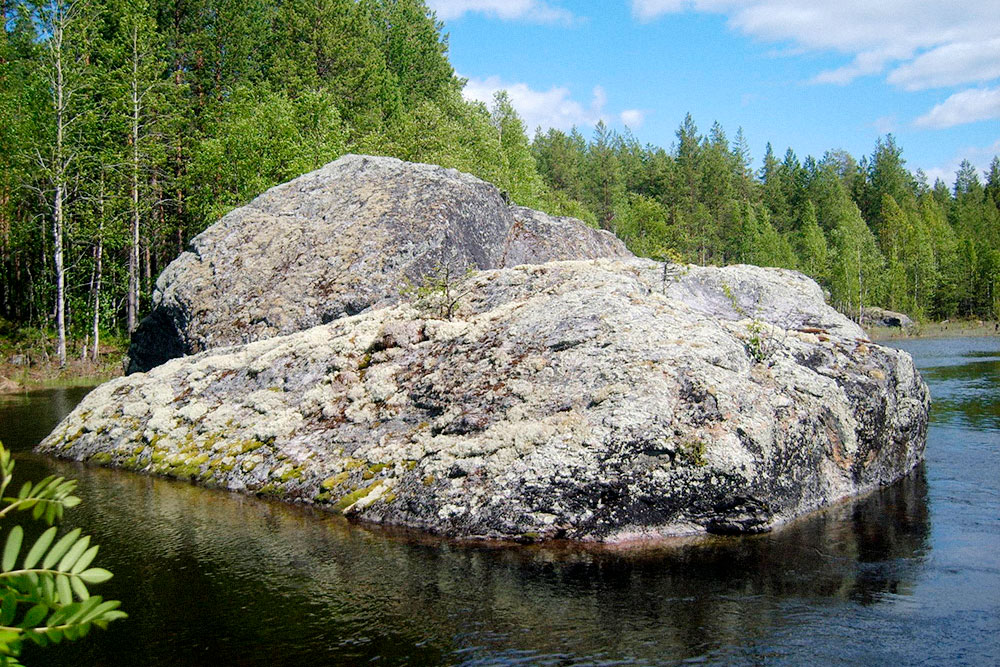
127, 155, 628, 373
40, 258, 929, 542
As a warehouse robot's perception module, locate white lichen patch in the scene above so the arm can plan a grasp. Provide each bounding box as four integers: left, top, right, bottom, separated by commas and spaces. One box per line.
252, 410, 304, 443
122, 401, 150, 418
198, 403, 239, 431
363, 364, 398, 404
148, 406, 179, 433
177, 401, 209, 423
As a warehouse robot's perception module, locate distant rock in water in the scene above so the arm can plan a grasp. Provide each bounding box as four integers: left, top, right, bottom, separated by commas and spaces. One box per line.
127, 155, 628, 373
41, 259, 929, 542
861, 307, 916, 332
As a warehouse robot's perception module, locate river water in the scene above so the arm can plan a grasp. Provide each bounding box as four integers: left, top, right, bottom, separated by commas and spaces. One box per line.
0, 337, 997, 665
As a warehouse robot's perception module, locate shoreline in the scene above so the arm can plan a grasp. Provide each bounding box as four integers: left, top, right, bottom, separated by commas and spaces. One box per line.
0, 356, 123, 396
0, 329, 127, 394
868, 320, 999, 342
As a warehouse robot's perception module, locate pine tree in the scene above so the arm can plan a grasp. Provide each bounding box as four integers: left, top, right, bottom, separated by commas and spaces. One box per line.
271, 0, 396, 133
865, 134, 915, 231
985, 156, 1000, 210
759, 143, 790, 228
585, 120, 624, 230
532, 127, 588, 203
368, 0, 456, 108
915, 196, 953, 317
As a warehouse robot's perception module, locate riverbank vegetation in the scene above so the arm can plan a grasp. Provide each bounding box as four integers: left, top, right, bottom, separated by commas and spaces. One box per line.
2, 0, 998, 371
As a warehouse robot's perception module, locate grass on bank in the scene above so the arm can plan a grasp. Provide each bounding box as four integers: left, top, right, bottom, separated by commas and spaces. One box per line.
0, 320, 126, 394
867, 319, 1000, 341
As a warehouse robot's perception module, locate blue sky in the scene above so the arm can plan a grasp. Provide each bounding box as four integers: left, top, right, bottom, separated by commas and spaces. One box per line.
427, 0, 1000, 187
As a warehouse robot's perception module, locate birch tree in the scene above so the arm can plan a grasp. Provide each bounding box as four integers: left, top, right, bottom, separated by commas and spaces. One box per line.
24, 0, 95, 365
108, 0, 163, 332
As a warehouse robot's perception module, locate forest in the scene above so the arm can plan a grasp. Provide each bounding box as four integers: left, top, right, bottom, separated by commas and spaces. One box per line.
2, 0, 999, 367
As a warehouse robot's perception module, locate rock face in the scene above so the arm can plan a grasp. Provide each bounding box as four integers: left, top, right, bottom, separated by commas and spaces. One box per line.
861, 307, 916, 331
127, 155, 628, 373
40, 258, 929, 542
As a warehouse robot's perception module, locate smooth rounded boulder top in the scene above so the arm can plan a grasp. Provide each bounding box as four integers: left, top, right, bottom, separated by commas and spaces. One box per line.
126, 154, 629, 373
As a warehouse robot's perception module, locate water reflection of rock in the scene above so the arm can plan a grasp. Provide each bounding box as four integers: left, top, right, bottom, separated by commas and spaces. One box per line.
0, 386, 95, 453
31, 456, 930, 665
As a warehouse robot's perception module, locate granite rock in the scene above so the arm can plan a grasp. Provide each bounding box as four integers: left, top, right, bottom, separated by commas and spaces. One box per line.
42, 259, 929, 542
127, 155, 628, 373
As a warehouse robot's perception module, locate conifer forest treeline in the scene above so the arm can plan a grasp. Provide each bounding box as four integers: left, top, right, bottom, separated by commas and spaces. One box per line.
1, 0, 998, 365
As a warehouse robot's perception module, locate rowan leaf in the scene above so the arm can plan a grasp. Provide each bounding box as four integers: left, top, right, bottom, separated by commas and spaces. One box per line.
77, 568, 112, 585
42, 529, 81, 569
2, 526, 23, 572
24, 527, 58, 570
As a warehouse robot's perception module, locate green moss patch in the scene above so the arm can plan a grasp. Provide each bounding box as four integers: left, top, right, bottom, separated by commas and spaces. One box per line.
332, 481, 383, 512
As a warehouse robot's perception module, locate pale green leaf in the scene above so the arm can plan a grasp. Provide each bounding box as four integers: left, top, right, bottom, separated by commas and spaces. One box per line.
70, 545, 98, 575
69, 576, 89, 601
24, 527, 57, 570
57, 536, 90, 573
77, 568, 112, 585
55, 575, 73, 606
2, 526, 23, 572
42, 529, 80, 569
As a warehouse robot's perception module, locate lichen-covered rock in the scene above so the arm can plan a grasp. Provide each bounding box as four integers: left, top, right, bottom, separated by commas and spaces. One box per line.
127, 155, 628, 373
40, 259, 929, 542
861, 307, 916, 331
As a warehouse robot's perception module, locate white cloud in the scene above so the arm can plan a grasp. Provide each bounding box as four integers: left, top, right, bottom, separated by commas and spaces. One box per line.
811, 47, 910, 86
630, 1, 1000, 91
914, 88, 1000, 129
428, 0, 573, 23
462, 76, 608, 132
631, 0, 685, 22
621, 109, 647, 128
888, 38, 1000, 91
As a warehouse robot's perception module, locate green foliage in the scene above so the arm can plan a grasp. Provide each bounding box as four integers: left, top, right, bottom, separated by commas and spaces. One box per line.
613, 194, 672, 257
403, 265, 475, 320
828, 199, 885, 317
1, 0, 999, 339
489, 91, 546, 207
737, 203, 796, 269
797, 202, 828, 279
188, 84, 347, 223
720, 281, 783, 364
744, 319, 776, 364
0, 442, 125, 665
584, 121, 624, 230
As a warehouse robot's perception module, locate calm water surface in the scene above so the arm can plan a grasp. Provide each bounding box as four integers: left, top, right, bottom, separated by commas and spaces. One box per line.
1, 337, 998, 665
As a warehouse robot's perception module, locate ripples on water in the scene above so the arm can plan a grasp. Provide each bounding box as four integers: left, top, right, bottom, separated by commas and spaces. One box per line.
0, 337, 998, 666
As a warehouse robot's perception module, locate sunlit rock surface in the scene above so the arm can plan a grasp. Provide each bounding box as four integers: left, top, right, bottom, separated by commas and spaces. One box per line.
41, 258, 929, 542
127, 155, 628, 373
